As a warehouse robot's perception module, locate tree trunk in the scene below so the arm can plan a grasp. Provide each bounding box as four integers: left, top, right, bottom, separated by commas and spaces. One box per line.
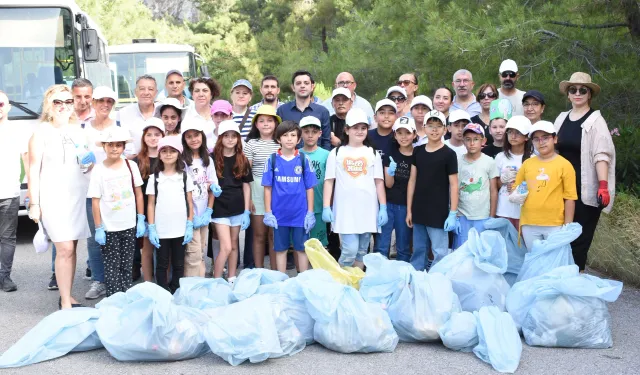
321, 26, 329, 53
623, 0, 640, 38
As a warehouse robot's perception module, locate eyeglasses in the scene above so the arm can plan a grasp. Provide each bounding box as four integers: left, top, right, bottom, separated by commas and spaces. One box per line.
336, 81, 354, 87
397, 80, 416, 86
425, 124, 445, 130
523, 101, 541, 108
52, 99, 74, 107
477, 92, 497, 100
501, 71, 517, 78
532, 134, 553, 144
454, 79, 471, 85
568, 86, 589, 95
388, 96, 407, 103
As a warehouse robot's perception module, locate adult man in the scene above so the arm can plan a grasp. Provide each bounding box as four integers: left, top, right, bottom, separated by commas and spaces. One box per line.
498, 59, 525, 116
116, 75, 158, 157
277, 70, 331, 150
71, 78, 95, 125
249, 75, 283, 111
321, 72, 374, 121
328, 87, 353, 148
161, 70, 192, 107
451, 69, 481, 117
397, 72, 419, 104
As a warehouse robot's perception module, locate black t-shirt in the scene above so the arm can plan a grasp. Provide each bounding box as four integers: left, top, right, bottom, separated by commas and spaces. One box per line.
481, 143, 502, 158
330, 115, 346, 149
412, 145, 458, 227
383, 146, 413, 206
212, 154, 254, 218
368, 129, 394, 161
470, 115, 494, 146
558, 109, 593, 194
134, 156, 158, 216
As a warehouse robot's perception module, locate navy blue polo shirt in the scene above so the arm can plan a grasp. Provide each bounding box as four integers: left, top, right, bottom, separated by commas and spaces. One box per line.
276, 101, 331, 150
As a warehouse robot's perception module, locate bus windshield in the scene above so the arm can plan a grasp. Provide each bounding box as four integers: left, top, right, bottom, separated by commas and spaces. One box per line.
0, 7, 76, 119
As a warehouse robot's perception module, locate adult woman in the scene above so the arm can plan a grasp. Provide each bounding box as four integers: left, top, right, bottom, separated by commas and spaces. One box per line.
433, 86, 454, 139
386, 86, 408, 116
187, 77, 221, 152
522, 90, 546, 124
397, 72, 419, 104
470, 83, 497, 146
29, 85, 90, 309
230, 79, 256, 138
554, 72, 616, 271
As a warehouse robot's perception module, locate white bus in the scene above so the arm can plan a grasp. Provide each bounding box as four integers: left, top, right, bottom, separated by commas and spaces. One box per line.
0, 0, 111, 215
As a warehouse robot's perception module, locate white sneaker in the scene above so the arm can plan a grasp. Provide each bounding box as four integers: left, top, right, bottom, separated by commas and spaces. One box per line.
227, 276, 236, 288
85, 281, 106, 299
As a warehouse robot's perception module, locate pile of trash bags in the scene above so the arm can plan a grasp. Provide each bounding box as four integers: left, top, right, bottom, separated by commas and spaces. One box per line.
0, 224, 624, 374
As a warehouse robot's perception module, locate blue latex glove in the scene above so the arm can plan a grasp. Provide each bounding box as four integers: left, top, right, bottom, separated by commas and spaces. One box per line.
454, 216, 462, 235
182, 220, 194, 245
210, 184, 223, 198
241, 210, 251, 231
136, 214, 146, 238
387, 156, 397, 177
95, 225, 106, 246
378, 204, 388, 227
148, 224, 160, 248
304, 211, 316, 234
444, 210, 458, 232
322, 207, 334, 223
263, 211, 278, 229
195, 207, 213, 228
81, 151, 96, 164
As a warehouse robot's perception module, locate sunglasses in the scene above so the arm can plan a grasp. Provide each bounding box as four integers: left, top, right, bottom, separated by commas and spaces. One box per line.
477, 92, 497, 100
397, 80, 416, 86
0, 102, 6, 108
501, 71, 517, 78
388, 96, 407, 103
53, 99, 74, 106
568, 86, 589, 95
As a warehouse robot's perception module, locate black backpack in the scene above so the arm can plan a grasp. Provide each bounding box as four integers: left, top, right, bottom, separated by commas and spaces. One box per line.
269, 152, 307, 185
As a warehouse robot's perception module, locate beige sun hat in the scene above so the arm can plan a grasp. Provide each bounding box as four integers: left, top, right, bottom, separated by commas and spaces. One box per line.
559, 72, 601, 97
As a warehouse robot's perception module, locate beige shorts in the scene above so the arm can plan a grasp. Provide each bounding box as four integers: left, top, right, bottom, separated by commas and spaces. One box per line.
250, 179, 266, 216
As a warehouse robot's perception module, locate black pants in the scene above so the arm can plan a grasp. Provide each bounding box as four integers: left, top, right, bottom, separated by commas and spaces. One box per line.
102, 228, 136, 297
157, 237, 185, 293
327, 223, 341, 261
571, 199, 602, 271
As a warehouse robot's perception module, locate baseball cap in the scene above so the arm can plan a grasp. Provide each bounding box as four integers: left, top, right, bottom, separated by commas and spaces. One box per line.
345, 108, 369, 127
96, 126, 132, 146
393, 116, 416, 133
157, 135, 183, 154
217, 120, 240, 136
522, 90, 546, 105
211, 100, 232, 116
300, 116, 321, 128
155, 97, 186, 119
410, 95, 433, 110
251, 104, 281, 126
92, 86, 117, 101
506, 116, 532, 136
462, 123, 485, 137
425, 110, 447, 126
166, 69, 184, 79
490, 99, 513, 121
331, 87, 352, 101
386, 86, 407, 98
181, 117, 206, 134
499, 59, 518, 73
375, 99, 397, 113
528, 120, 556, 138
142, 117, 166, 134
232, 79, 253, 92
449, 109, 471, 124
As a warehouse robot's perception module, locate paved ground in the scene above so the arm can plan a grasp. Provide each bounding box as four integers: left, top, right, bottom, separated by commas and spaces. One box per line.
2, 217, 640, 374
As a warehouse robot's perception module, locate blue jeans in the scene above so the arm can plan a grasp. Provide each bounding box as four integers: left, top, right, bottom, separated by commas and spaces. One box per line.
411, 224, 449, 271
374, 203, 411, 262
339, 233, 370, 266
453, 216, 488, 250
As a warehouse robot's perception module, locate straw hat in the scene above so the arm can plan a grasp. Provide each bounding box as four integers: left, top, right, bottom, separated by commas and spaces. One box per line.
559, 72, 601, 97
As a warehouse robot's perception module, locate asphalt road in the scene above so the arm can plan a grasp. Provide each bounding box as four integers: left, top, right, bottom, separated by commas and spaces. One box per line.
1, 217, 640, 375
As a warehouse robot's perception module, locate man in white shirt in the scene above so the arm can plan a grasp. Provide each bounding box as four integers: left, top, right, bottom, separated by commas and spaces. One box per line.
497, 59, 525, 116
321, 72, 374, 121
116, 75, 159, 157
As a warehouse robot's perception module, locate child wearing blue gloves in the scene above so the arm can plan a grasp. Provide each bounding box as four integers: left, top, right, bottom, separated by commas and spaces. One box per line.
87, 127, 145, 297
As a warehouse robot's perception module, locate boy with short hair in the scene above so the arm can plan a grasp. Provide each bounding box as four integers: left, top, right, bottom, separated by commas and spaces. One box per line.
482, 99, 512, 158
410, 95, 433, 147
368, 99, 398, 160
445, 110, 470, 157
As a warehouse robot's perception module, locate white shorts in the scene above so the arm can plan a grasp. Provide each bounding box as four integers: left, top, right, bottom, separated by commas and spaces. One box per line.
211, 213, 243, 227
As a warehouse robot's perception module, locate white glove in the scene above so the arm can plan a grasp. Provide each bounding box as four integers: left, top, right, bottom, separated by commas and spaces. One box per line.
29, 204, 41, 223
508, 189, 529, 205
500, 169, 518, 184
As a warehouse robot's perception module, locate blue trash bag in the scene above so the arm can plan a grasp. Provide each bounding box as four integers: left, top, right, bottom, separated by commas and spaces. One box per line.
438, 311, 479, 352
430, 228, 511, 312
203, 294, 305, 366
506, 265, 622, 348
484, 218, 527, 286
173, 277, 233, 309
473, 306, 522, 374
387, 271, 461, 342
302, 278, 399, 353
359, 253, 414, 309
516, 223, 581, 282
0, 308, 102, 368
95, 282, 210, 361
232, 268, 289, 301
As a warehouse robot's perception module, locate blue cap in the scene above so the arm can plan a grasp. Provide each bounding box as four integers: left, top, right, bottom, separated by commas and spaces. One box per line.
231, 79, 253, 92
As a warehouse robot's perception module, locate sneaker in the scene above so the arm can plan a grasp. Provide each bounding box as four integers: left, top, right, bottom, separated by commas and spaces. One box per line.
48, 273, 59, 290
85, 281, 106, 300
1, 276, 17, 292
83, 267, 92, 281
227, 276, 237, 288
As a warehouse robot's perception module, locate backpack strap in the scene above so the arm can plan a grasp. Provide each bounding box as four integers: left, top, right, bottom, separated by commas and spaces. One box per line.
125, 159, 137, 220
153, 172, 159, 207
270, 153, 277, 186
299, 151, 306, 176
182, 172, 189, 218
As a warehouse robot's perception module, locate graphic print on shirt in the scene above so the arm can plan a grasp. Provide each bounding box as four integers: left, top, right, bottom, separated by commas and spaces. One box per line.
343, 157, 368, 178
310, 159, 322, 180
190, 166, 209, 203
459, 166, 485, 203
394, 158, 411, 180
104, 174, 133, 211
535, 168, 549, 191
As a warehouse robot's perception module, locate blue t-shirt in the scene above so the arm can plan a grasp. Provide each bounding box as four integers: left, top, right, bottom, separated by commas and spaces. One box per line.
262, 152, 318, 227
368, 129, 394, 161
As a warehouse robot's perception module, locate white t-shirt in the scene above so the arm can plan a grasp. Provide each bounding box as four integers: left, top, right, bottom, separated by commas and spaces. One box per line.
186, 157, 218, 218
444, 139, 467, 157
0, 120, 30, 199
83, 122, 119, 171
146, 171, 194, 239
495, 152, 524, 219
116, 103, 158, 155
458, 153, 499, 220
498, 88, 525, 116
325, 145, 383, 234
87, 160, 143, 232
185, 105, 217, 152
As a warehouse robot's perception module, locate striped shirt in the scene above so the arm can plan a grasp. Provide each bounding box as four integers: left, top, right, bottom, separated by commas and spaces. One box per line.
233, 109, 257, 138
243, 138, 280, 180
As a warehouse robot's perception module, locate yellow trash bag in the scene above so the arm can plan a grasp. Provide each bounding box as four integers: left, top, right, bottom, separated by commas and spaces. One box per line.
304, 238, 365, 289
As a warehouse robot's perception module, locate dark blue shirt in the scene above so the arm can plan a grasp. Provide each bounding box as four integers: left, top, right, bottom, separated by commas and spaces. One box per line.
277, 101, 331, 150
368, 129, 394, 161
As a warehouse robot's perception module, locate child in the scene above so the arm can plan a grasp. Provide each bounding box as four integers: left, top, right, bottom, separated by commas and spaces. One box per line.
445, 110, 470, 157
209, 120, 253, 283
243, 104, 281, 269
146, 136, 194, 293
454, 123, 499, 249
482, 99, 512, 158
374, 116, 416, 262
368, 99, 397, 160
262, 121, 317, 273
87, 127, 145, 297
155, 98, 185, 136
495, 116, 532, 229
299, 116, 331, 247
514, 121, 577, 249
210, 100, 233, 146
323, 108, 388, 269
181, 118, 217, 277
406, 110, 459, 270
410, 95, 433, 147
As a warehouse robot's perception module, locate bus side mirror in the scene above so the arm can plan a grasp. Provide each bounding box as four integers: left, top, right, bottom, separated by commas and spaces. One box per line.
82, 29, 100, 62
200, 64, 209, 77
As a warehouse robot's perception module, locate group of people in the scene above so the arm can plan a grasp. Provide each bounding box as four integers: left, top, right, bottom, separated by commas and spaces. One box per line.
0, 59, 616, 311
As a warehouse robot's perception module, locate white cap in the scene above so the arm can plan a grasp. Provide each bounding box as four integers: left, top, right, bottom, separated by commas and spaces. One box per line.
143, 117, 165, 134
425, 110, 447, 126
386, 86, 407, 98
393, 116, 416, 133
300, 116, 321, 128
217, 120, 240, 136
449, 109, 471, 123
93, 86, 117, 101
181, 118, 206, 134
375, 99, 397, 113
499, 59, 518, 73
528, 120, 556, 138
154, 97, 187, 119
345, 108, 370, 127
96, 126, 132, 145
410, 95, 433, 110
331, 87, 352, 101
506, 115, 532, 136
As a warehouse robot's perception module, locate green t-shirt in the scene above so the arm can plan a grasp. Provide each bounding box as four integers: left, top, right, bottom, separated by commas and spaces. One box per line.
301, 147, 330, 213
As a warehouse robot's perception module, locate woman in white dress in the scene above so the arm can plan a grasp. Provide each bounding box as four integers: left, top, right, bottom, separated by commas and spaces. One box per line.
28, 85, 91, 309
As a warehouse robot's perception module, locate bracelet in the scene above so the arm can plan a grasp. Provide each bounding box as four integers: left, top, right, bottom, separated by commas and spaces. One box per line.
30, 203, 39, 206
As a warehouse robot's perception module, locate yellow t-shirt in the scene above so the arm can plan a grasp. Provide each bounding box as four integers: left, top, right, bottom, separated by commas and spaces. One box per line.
515, 154, 578, 227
